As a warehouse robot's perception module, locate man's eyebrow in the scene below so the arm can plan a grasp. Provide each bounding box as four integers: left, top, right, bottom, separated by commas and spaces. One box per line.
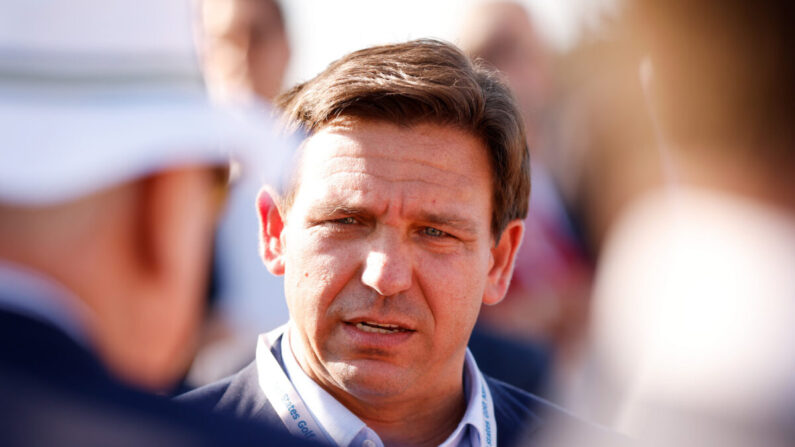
310, 204, 480, 233
313, 203, 371, 217
416, 211, 478, 234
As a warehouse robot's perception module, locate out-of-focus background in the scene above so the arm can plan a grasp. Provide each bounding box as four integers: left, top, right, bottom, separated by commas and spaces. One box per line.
282, 0, 615, 84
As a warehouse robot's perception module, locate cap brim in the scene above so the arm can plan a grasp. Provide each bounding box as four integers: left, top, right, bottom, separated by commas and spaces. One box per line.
0, 89, 276, 205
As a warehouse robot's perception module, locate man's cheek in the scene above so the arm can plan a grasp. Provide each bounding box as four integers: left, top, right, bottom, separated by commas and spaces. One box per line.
420, 258, 482, 294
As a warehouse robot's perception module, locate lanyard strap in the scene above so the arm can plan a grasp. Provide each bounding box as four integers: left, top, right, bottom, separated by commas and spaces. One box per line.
255, 325, 334, 445
478, 374, 497, 447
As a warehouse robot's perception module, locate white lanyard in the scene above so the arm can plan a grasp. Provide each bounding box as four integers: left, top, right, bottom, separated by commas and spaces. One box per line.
255, 324, 335, 445
476, 374, 497, 447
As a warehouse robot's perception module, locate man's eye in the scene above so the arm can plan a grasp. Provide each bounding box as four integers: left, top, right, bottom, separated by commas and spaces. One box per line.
423, 227, 447, 237
333, 217, 357, 225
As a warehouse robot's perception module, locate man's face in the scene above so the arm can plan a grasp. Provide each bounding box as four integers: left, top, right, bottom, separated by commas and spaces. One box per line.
271, 120, 506, 402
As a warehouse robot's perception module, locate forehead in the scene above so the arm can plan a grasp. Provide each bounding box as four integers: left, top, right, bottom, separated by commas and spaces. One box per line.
291, 120, 492, 219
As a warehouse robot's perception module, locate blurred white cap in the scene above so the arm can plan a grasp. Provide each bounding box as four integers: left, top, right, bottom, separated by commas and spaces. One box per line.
0, 0, 276, 205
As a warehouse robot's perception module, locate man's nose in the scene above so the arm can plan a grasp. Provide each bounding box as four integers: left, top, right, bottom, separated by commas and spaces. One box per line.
361, 239, 412, 297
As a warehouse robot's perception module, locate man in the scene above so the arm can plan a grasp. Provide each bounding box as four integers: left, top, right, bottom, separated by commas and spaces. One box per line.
0, 1, 310, 445
181, 39, 613, 446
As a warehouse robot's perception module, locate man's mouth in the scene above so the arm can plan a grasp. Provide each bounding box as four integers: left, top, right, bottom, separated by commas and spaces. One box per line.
351, 321, 413, 334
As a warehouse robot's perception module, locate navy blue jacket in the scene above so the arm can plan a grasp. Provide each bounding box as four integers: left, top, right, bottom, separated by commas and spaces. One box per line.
179, 335, 619, 446
0, 308, 313, 446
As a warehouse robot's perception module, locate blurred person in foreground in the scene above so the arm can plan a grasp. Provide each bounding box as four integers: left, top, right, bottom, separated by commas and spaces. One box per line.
0, 0, 310, 445
180, 39, 617, 446
188, 0, 297, 386
459, 1, 594, 395
582, 0, 795, 446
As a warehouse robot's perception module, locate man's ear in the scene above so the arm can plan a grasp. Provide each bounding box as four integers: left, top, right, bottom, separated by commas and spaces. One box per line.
256, 187, 287, 276
483, 219, 524, 305
136, 168, 216, 284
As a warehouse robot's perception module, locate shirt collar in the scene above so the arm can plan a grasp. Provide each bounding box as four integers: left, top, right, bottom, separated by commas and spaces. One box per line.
439, 348, 495, 447
280, 323, 495, 447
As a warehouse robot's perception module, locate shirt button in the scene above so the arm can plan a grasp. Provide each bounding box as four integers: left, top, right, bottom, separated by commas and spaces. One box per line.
362, 440, 376, 447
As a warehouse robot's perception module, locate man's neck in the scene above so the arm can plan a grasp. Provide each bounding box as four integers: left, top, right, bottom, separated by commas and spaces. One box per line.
360, 393, 466, 446
287, 329, 468, 447
331, 382, 466, 447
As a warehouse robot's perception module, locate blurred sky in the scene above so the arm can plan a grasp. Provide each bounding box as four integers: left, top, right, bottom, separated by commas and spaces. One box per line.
282, 0, 615, 86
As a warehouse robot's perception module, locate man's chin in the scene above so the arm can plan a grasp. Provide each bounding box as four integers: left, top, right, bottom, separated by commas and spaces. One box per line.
325, 359, 415, 401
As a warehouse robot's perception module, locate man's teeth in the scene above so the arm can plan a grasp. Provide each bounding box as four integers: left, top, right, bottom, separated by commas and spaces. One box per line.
355, 322, 405, 334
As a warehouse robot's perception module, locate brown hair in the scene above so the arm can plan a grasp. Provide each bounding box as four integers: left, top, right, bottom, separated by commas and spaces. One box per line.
275, 38, 529, 239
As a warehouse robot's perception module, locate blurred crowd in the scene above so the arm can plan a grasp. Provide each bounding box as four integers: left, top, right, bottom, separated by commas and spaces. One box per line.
1, 0, 793, 446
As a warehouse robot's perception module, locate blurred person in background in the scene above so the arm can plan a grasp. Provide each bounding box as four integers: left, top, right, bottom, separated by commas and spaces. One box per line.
0, 0, 310, 445
579, 0, 795, 445
459, 1, 594, 398
188, 0, 298, 387
546, 39, 660, 265
201, 0, 290, 104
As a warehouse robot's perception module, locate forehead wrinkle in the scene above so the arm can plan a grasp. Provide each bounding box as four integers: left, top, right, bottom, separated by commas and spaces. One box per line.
340, 152, 472, 176
316, 156, 477, 190
324, 170, 463, 190
311, 201, 370, 217
325, 152, 482, 180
